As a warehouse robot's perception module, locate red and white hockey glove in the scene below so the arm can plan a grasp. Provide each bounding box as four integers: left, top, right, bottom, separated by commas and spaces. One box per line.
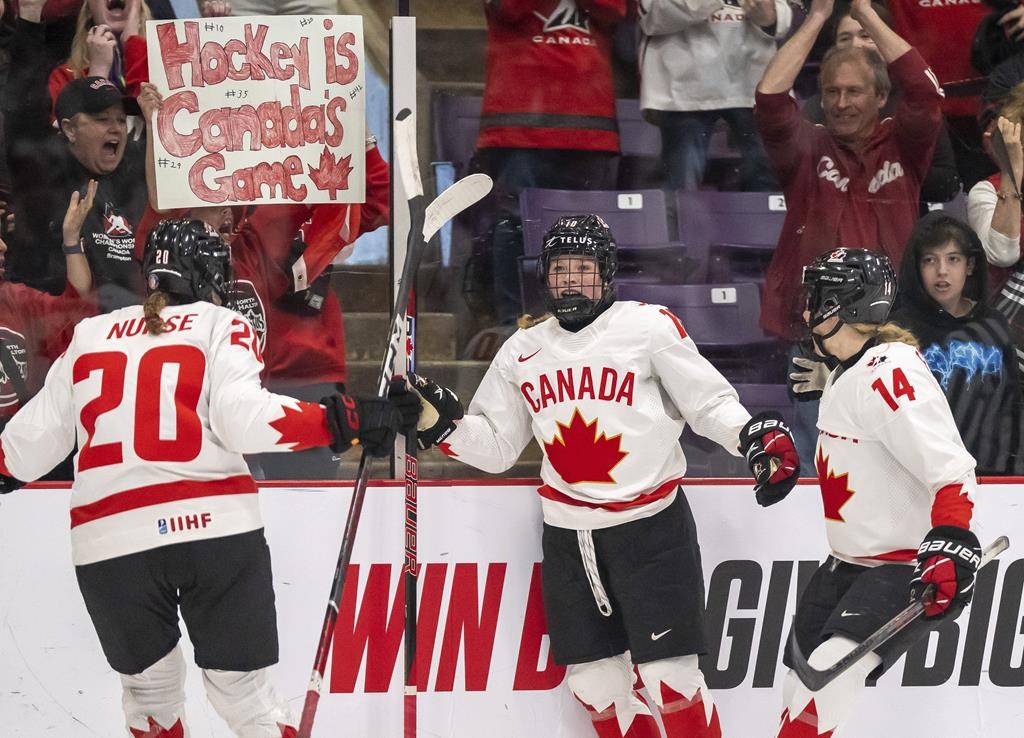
408, 373, 464, 450
738, 412, 800, 507
910, 525, 982, 620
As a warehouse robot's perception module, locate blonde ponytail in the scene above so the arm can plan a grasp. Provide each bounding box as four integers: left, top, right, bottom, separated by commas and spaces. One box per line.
517, 313, 553, 329
143, 290, 170, 335
848, 322, 919, 349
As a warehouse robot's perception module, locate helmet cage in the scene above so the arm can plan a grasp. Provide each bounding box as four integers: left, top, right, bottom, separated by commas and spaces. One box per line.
536, 214, 617, 324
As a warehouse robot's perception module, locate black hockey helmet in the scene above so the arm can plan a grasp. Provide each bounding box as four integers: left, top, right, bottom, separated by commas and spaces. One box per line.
143, 218, 232, 305
801, 247, 897, 330
537, 214, 617, 326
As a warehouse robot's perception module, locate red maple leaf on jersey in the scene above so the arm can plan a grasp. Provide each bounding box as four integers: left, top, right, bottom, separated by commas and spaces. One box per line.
816, 448, 854, 522
544, 409, 627, 484
269, 401, 330, 452
307, 147, 354, 198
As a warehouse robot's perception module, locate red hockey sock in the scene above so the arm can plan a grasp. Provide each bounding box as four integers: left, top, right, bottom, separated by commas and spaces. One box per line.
777, 701, 835, 738
579, 699, 662, 738
658, 684, 722, 738
279, 724, 298, 738
129, 717, 185, 738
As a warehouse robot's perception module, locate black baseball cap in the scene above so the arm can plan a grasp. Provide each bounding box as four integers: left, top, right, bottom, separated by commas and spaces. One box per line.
54, 76, 141, 124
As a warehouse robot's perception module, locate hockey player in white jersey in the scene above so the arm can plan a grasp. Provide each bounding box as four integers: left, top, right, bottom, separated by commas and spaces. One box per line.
399, 214, 801, 738
0, 218, 418, 738
774, 248, 982, 738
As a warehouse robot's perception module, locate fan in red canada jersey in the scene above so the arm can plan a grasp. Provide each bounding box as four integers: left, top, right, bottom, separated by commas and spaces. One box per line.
770, 246, 981, 738
393, 213, 799, 738
0, 218, 419, 738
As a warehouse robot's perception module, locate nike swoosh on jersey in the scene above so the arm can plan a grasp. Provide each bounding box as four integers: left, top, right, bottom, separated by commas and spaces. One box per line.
651, 629, 672, 641
518, 349, 541, 362
840, 610, 859, 617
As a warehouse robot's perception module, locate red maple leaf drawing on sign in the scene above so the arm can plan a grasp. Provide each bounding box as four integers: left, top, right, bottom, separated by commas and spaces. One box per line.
307, 147, 354, 198
269, 401, 328, 452
816, 447, 854, 521
544, 409, 628, 484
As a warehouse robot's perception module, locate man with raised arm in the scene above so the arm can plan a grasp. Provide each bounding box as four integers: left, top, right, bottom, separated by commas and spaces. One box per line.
754, 0, 944, 342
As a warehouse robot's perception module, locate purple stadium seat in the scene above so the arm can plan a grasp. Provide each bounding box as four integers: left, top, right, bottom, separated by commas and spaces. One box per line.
616, 282, 770, 347
675, 191, 786, 284
518, 188, 705, 312
615, 99, 662, 158
681, 383, 793, 477
521, 188, 671, 253
616, 281, 784, 383
431, 93, 483, 178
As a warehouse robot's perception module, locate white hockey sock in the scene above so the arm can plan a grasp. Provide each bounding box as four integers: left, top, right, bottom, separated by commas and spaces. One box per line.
120, 644, 189, 737
202, 666, 293, 737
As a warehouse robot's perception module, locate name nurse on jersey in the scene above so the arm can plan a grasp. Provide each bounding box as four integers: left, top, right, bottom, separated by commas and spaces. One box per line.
520, 366, 636, 412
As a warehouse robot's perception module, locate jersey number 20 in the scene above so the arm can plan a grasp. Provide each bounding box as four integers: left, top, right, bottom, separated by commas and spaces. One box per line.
74, 346, 205, 471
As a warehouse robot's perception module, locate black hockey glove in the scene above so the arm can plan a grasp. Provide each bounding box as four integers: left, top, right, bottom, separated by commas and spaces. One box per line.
408, 373, 464, 450
909, 525, 982, 620
0, 473, 25, 494
387, 377, 423, 435
322, 394, 401, 458
737, 412, 800, 507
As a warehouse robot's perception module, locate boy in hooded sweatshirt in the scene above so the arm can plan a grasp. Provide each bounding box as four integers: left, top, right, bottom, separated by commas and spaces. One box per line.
890, 212, 1024, 475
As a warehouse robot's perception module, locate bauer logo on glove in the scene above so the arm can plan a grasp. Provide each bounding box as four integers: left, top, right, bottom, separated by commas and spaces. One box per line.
738, 411, 800, 507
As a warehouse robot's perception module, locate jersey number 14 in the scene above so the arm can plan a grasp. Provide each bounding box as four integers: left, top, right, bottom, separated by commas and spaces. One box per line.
870, 367, 916, 412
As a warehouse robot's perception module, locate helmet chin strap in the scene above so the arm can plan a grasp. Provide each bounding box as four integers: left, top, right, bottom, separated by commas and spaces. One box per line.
811, 318, 844, 359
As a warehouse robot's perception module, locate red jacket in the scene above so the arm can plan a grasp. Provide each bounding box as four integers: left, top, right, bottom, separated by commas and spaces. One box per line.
263, 144, 391, 385
887, 0, 987, 119
0, 280, 93, 420
477, 0, 624, 152
754, 50, 943, 340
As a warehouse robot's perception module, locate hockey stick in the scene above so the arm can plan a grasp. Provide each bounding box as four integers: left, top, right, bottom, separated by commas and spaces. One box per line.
296, 110, 491, 738
789, 535, 1010, 692
396, 105, 422, 738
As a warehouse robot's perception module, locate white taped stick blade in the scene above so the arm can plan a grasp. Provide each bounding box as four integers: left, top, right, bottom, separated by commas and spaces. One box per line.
423, 173, 493, 241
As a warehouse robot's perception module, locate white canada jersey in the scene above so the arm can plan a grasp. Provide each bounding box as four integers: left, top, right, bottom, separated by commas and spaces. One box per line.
816, 341, 977, 566
0, 302, 331, 565
443, 301, 751, 529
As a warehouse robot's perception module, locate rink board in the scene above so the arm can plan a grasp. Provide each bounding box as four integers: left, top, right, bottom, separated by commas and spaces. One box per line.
2, 479, 1023, 738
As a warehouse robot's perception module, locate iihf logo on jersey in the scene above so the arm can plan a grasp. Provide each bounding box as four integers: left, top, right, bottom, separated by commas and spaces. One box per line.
158, 513, 213, 534
534, 0, 591, 37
